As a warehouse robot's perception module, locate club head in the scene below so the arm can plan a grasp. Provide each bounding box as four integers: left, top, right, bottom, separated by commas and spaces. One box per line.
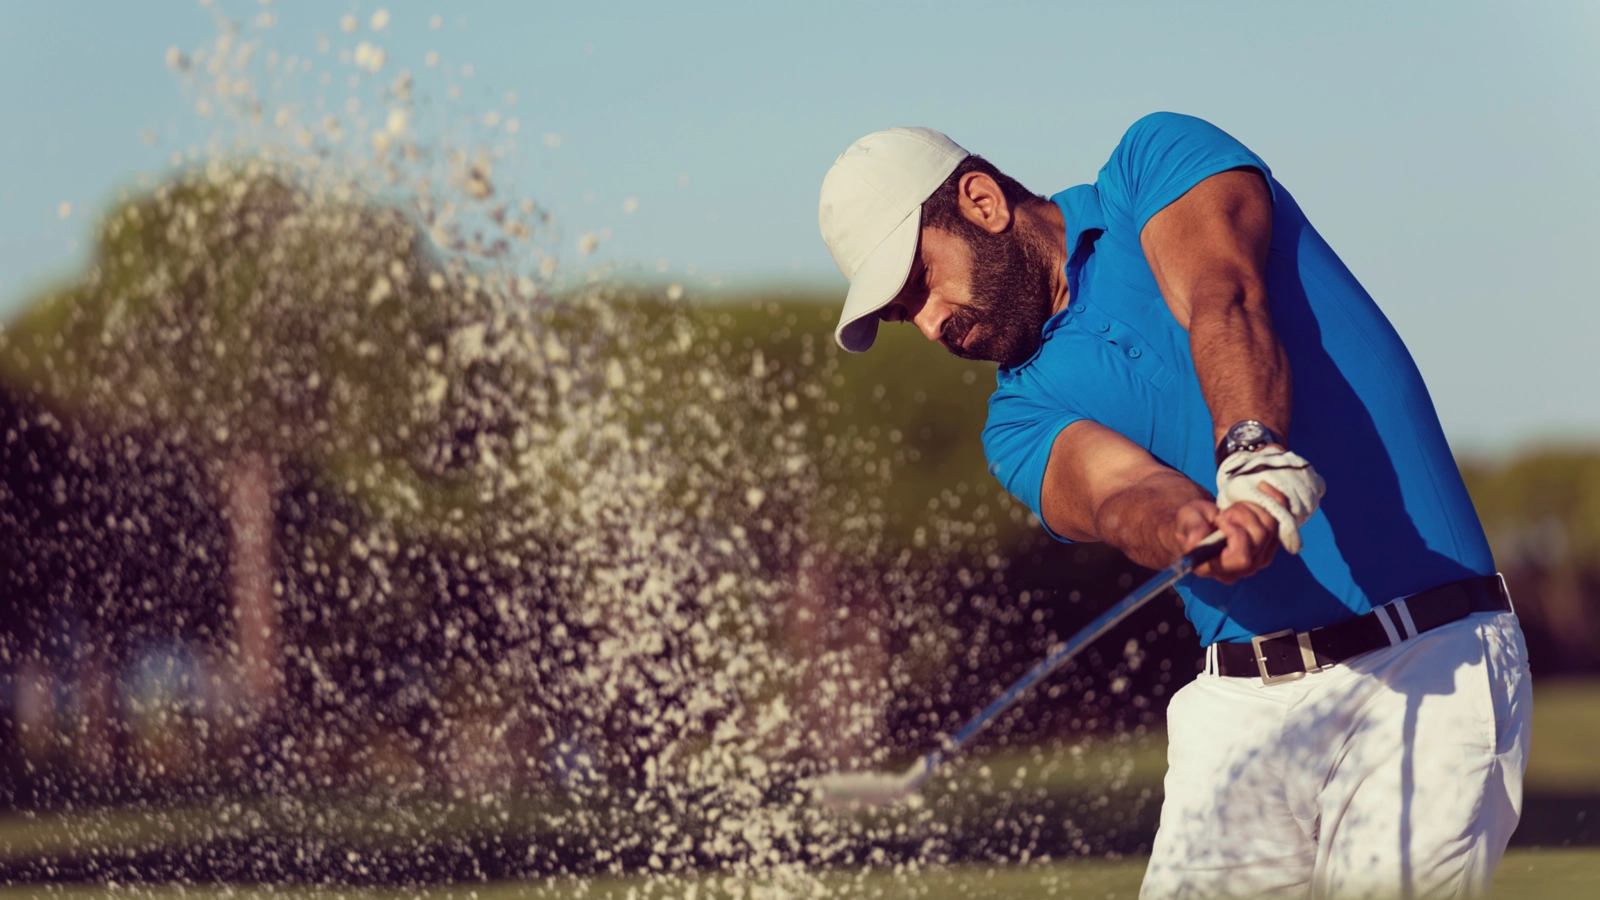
811, 758, 929, 810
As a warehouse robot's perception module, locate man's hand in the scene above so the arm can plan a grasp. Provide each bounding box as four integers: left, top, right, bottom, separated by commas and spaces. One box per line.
1175, 493, 1283, 584
1215, 446, 1326, 554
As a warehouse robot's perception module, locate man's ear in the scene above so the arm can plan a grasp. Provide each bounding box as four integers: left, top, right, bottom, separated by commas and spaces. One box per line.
957, 172, 1012, 235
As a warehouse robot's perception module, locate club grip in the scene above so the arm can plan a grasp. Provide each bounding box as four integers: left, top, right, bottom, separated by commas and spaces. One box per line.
1184, 530, 1228, 567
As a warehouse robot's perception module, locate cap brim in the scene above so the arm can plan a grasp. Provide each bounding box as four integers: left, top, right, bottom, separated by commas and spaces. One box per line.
834, 209, 920, 353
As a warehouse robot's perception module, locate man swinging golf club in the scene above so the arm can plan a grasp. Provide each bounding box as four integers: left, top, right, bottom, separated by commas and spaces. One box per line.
817, 115, 1530, 897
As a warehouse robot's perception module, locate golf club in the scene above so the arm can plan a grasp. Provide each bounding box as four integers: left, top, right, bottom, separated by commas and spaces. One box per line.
814, 529, 1228, 809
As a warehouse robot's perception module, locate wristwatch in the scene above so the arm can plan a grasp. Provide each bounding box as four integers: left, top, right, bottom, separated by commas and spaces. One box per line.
1216, 420, 1283, 466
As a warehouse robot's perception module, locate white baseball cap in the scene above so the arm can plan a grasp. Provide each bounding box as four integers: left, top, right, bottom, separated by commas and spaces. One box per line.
818, 127, 969, 352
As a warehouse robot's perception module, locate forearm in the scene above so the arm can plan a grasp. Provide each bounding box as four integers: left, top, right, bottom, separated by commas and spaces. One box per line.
1093, 469, 1212, 570
1189, 285, 1292, 445
1041, 420, 1282, 583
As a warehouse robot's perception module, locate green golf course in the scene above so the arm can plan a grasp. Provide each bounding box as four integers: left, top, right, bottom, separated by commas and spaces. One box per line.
1, 681, 1594, 898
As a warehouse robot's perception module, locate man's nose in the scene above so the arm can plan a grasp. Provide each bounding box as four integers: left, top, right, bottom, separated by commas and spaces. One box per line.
913, 300, 950, 344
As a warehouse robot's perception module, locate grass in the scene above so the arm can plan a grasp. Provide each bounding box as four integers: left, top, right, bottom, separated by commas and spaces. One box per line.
0, 850, 1593, 898
0, 683, 1592, 895
0, 734, 1167, 867
1526, 679, 1600, 792
0, 697, 1581, 867
945, 677, 1600, 797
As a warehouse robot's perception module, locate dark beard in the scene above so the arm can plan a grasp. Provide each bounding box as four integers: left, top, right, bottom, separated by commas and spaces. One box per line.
940, 223, 1056, 368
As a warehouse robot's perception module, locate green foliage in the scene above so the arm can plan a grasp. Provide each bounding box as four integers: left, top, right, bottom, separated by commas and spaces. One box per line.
0, 163, 507, 540
1460, 450, 1600, 570
683, 288, 1038, 554
0, 167, 820, 557
1, 163, 446, 455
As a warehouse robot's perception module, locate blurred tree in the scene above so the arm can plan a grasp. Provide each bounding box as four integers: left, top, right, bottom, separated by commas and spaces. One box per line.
0, 163, 859, 801
1461, 450, 1600, 671
0, 162, 471, 716
685, 290, 1027, 551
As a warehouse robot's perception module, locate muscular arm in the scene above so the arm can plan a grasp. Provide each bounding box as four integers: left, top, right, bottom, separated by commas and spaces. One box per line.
1140, 168, 1289, 446
1037, 169, 1291, 581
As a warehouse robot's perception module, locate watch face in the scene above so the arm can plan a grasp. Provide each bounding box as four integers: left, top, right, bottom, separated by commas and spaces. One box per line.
1230, 421, 1266, 445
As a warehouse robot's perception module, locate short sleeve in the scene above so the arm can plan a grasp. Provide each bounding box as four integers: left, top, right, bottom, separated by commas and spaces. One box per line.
982, 377, 1086, 542
1097, 112, 1274, 236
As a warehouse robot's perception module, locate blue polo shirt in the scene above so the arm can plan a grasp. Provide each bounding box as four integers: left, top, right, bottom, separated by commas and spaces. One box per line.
981, 112, 1495, 646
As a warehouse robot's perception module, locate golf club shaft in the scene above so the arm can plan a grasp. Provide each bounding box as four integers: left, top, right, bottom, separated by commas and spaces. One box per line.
909, 531, 1228, 789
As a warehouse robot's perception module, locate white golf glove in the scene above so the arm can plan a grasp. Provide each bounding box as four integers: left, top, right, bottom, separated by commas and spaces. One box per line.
1215, 446, 1327, 555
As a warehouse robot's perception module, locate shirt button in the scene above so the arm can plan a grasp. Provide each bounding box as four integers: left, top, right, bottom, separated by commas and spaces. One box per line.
1128, 346, 1142, 358
1097, 322, 1110, 333
1071, 303, 1086, 313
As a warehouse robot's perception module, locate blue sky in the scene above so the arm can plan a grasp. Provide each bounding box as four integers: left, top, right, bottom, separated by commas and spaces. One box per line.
1, 1, 1597, 452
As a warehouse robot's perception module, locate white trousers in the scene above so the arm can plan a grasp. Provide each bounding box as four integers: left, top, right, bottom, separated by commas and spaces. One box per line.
1141, 611, 1531, 900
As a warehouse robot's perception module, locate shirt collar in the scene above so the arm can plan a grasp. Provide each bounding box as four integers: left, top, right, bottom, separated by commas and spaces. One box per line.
1052, 184, 1106, 276
998, 186, 1105, 378
1046, 185, 1106, 332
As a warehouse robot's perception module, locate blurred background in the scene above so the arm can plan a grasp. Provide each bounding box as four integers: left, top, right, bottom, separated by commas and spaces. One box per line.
1, 1, 1597, 895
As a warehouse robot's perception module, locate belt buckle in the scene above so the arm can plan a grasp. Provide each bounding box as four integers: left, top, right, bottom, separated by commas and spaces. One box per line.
1251, 629, 1306, 686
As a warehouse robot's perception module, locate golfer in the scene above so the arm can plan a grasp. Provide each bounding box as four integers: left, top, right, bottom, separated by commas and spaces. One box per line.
818, 114, 1530, 897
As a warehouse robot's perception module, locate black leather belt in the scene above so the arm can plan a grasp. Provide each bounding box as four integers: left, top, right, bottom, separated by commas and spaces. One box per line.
1215, 574, 1512, 684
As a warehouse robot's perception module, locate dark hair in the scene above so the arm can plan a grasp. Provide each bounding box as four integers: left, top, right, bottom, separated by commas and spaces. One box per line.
920, 155, 1041, 232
